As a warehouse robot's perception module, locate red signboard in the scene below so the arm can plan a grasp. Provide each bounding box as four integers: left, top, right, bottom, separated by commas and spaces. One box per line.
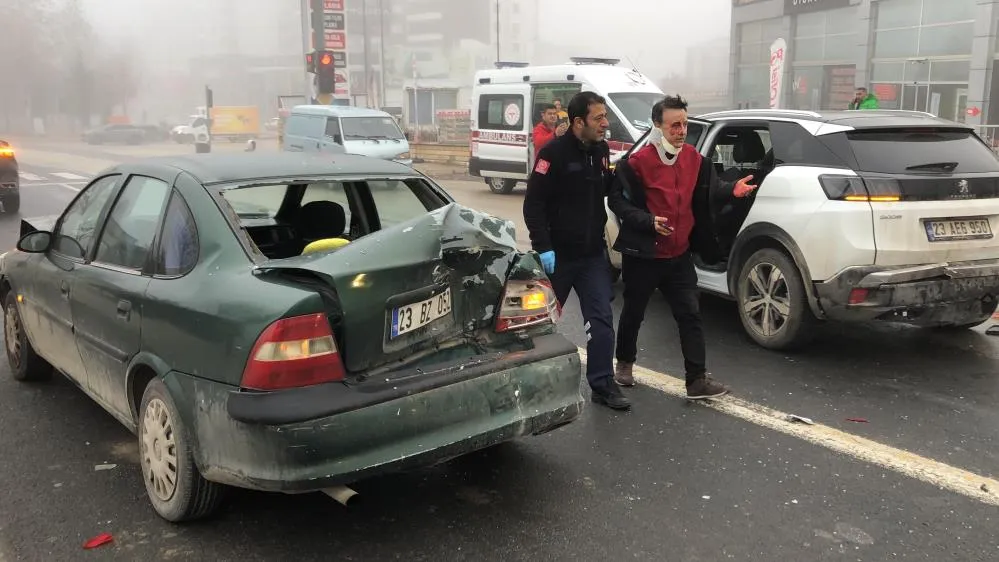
872, 83, 898, 102
324, 31, 346, 50
324, 0, 344, 10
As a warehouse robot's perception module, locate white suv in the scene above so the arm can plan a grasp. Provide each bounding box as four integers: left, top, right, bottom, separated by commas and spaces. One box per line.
605, 109, 999, 350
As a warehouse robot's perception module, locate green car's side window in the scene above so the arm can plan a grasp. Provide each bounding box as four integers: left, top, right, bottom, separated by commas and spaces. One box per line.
94, 175, 171, 271
53, 174, 122, 260
154, 191, 199, 277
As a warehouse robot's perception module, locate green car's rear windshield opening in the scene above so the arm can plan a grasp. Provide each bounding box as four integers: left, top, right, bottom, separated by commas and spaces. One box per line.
218, 177, 449, 260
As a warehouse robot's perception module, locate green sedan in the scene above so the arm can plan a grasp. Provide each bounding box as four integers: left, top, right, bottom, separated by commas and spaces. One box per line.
0, 152, 584, 522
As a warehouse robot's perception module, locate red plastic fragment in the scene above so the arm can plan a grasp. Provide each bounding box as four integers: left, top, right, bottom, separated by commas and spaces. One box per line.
83, 533, 113, 549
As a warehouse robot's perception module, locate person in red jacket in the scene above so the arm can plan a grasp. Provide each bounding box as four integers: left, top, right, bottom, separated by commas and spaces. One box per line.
607, 94, 755, 399
532, 103, 567, 160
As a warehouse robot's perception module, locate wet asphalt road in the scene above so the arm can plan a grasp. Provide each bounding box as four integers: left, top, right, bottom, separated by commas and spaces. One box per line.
1, 152, 998, 560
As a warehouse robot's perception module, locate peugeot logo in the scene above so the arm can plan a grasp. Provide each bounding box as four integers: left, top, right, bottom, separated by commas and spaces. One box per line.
958, 179, 970, 194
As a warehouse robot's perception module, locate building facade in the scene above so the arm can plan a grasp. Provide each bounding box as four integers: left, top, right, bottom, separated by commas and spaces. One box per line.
731, 0, 999, 125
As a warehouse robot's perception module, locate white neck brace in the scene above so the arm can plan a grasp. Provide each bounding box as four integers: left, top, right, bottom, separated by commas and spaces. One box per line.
650, 128, 682, 164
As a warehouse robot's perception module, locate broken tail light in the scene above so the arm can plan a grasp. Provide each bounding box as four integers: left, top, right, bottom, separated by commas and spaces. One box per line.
495, 279, 559, 333
819, 174, 901, 202
241, 313, 345, 391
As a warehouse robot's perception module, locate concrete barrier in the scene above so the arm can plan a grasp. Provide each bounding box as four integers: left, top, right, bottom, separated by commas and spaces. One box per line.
411, 142, 469, 166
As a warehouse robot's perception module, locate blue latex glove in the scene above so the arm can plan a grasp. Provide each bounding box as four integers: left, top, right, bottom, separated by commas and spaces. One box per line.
539, 250, 556, 275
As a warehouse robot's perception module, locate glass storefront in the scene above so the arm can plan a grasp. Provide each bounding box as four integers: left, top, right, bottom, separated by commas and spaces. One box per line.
869, 0, 975, 121
735, 17, 784, 108
790, 7, 859, 110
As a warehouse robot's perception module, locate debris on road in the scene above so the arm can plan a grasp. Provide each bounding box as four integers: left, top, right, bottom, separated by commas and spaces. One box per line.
845, 418, 869, 423
786, 414, 815, 425
82, 533, 113, 549
94, 464, 117, 471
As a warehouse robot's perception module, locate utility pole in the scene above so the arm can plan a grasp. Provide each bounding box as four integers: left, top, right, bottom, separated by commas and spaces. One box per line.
300, 0, 313, 101
379, 0, 386, 109
495, 0, 500, 61
363, 0, 371, 108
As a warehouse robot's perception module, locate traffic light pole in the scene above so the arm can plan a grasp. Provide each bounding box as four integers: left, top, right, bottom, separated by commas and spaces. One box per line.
301, 0, 314, 102
310, 0, 330, 104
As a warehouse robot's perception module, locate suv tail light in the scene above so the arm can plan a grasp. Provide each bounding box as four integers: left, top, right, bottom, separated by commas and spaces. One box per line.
241, 313, 345, 391
819, 174, 901, 202
0, 146, 13, 158
495, 280, 560, 333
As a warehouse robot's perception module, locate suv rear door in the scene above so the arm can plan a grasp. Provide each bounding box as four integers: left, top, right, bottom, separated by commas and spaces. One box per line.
841, 126, 999, 266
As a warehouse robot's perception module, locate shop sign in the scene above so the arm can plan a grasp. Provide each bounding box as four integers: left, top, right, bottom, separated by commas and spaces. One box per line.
785, 0, 851, 15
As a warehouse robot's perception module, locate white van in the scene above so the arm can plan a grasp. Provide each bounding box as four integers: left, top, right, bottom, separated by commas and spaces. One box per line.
282, 105, 412, 165
468, 57, 664, 194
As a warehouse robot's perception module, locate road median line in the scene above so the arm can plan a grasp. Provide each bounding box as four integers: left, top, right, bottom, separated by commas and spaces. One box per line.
577, 348, 999, 507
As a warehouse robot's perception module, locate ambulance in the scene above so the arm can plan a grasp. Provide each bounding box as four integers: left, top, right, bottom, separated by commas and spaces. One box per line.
468, 57, 664, 194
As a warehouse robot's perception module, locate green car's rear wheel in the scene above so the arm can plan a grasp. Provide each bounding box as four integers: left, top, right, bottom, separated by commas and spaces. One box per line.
139, 378, 225, 522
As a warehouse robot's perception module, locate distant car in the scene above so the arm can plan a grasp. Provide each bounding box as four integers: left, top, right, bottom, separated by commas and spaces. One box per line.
82, 124, 146, 145
0, 152, 582, 522
0, 140, 20, 214
607, 109, 999, 349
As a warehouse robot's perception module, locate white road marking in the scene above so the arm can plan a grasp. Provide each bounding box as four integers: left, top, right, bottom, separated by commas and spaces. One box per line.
18, 172, 44, 181
577, 348, 999, 507
50, 172, 87, 180
58, 183, 81, 192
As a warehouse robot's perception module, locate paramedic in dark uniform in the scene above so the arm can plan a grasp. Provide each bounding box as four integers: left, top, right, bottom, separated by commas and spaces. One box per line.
523, 91, 630, 411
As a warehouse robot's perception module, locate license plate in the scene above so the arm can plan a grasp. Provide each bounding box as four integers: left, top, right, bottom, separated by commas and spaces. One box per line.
390, 288, 452, 338
924, 217, 993, 242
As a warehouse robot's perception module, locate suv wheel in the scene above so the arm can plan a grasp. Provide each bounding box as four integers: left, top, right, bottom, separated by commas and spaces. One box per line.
736, 248, 816, 350
486, 177, 515, 194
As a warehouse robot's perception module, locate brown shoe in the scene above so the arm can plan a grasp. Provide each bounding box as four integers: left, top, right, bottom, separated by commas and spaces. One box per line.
686, 376, 729, 400
614, 362, 635, 387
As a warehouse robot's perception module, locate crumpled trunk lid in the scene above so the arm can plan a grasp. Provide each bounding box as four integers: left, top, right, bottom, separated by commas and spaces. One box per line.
254, 203, 526, 374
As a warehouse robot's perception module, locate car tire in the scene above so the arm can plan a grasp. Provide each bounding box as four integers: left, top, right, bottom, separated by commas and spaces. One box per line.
3, 290, 52, 381
486, 177, 515, 194
4, 196, 20, 215
736, 248, 816, 350
139, 378, 225, 522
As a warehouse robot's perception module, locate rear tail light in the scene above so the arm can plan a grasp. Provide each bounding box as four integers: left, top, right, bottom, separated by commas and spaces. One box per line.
819, 174, 901, 202
0, 146, 13, 158
495, 279, 559, 332
240, 313, 345, 391
848, 288, 869, 305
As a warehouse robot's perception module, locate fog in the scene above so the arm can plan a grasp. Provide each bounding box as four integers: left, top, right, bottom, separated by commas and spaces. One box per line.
1, 0, 733, 132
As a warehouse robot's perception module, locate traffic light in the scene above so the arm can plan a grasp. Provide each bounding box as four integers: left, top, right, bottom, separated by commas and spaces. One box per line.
316, 51, 336, 95
305, 52, 316, 73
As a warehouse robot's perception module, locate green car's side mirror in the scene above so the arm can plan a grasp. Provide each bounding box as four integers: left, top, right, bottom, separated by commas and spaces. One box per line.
16, 231, 52, 253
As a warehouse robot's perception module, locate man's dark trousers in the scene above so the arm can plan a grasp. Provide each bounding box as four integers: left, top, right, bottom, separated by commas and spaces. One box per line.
549, 250, 615, 390
616, 251, 707, 384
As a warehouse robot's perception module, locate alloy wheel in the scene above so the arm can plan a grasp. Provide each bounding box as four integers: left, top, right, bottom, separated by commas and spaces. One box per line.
742, 261, 791, 338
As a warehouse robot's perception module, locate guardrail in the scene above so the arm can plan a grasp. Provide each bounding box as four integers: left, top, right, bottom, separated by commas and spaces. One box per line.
975, 125, 999, 152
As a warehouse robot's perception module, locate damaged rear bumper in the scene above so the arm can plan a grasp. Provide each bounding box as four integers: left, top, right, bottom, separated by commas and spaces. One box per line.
814, 258, 999, 324
163, 333, 584, 493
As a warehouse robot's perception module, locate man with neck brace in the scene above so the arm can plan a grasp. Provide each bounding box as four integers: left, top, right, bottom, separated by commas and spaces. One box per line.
607, 94, 755, 399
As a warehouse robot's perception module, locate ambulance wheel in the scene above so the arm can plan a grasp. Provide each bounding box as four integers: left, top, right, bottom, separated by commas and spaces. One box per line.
486, 178, 515, 194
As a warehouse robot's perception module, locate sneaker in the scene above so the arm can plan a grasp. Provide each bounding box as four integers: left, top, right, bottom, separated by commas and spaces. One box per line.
591, 384, 632, 410
686, 376, 729, 400
614, 361, 635, 387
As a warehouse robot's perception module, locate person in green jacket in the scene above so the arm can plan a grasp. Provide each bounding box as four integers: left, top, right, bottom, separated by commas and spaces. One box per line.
849, 87, 879, 110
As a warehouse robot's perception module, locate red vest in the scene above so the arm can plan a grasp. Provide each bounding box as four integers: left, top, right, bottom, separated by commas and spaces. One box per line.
627, 144, 702, 258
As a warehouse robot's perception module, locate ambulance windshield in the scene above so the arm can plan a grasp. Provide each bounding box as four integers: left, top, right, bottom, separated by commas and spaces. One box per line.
608, 92, 664, 131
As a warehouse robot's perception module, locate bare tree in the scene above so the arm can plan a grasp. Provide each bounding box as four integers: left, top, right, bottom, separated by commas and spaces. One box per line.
0, 0, 141, 133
